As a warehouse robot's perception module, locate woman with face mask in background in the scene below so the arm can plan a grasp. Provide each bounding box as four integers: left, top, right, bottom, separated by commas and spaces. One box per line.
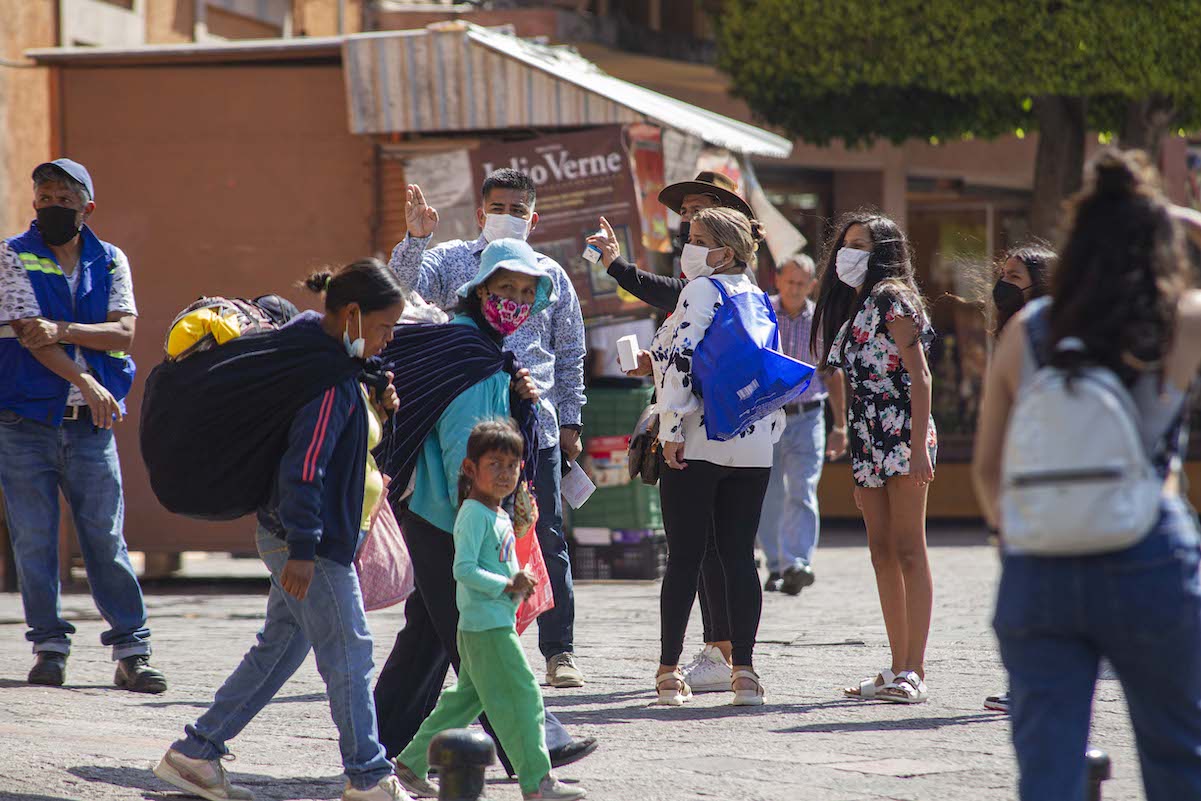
649, 207, 783, 708
992, 245, 1054, 335
811, 212, 937, 705
981, 243, 1055, 714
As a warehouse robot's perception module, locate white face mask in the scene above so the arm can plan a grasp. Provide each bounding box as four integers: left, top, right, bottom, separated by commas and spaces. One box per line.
343, 311, 365, 359
835, 247, 870, 288
681, 243, 724, 280
482, 213, 530, 242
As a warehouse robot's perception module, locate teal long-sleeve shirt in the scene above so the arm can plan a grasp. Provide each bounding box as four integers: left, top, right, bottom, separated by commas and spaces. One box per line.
453, 499, 520, 631
407, 315, 512, 534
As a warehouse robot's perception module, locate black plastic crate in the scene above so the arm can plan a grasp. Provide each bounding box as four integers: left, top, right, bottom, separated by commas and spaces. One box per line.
570, 537, 666, 581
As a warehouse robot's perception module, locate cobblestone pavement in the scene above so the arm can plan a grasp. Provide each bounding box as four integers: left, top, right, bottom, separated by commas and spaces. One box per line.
0, 528, 1142, 800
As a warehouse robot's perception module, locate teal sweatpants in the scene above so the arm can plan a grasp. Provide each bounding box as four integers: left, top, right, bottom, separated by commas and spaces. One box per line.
398, 626, 551, 794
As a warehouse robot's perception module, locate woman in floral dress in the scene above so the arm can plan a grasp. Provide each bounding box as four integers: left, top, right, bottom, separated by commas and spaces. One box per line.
810, 212, 937, 704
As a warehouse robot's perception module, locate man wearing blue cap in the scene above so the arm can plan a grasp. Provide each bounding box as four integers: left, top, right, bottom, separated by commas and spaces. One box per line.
0, 159, 166, 692
387, 169, 588, 691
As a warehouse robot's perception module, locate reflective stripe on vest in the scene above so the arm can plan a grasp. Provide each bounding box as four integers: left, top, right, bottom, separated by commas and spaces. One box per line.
16, 251, 63, 276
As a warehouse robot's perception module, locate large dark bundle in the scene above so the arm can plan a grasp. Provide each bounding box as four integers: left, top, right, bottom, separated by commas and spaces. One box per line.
374, 322, 539, 504
140, 322, 361, 520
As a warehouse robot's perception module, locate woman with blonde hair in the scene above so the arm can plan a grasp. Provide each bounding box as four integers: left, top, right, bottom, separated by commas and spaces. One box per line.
649, 206, 783, 707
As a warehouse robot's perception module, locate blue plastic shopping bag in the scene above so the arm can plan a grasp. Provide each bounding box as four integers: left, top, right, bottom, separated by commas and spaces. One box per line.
692, 278, 815, 441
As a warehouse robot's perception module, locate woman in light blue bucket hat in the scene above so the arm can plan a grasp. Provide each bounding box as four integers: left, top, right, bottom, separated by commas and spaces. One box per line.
374, 239, 589, 799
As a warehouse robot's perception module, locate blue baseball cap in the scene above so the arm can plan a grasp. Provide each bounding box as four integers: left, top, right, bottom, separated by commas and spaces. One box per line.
32, 158, 95, 201
457, 238, 558, 316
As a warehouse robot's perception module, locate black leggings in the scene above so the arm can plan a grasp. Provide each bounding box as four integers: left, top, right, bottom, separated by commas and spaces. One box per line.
658, 460, 770, 667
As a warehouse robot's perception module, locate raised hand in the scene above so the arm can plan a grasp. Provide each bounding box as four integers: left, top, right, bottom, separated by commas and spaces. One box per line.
585, 216, 622, 268
405, 184, 439, 239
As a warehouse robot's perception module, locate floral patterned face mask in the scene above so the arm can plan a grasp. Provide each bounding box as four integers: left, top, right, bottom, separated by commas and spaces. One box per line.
481, 293, 533, 335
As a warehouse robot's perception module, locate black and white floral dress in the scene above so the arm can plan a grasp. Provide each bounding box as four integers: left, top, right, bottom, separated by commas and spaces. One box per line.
827, 284, 938, 488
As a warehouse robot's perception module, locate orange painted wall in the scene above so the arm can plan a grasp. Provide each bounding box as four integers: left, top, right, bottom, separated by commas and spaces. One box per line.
0, 0, 57, 237
57, 61, 374, 550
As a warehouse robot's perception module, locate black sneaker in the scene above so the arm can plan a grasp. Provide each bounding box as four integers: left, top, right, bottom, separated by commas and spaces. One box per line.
781, 563, 816, 596
115, 654, 168, 694
764, 572, 782, 592
28, 652, 67, 686
548, 737, 598, 769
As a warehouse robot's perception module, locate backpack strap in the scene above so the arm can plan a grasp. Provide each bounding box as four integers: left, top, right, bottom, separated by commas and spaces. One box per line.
1021, 297, 1053, 370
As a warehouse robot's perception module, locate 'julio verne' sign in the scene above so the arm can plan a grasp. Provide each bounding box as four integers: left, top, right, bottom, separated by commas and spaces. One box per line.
471, 126, 645, 320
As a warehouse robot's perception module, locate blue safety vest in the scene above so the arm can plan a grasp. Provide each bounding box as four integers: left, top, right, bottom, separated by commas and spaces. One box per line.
0, 222, 136, 425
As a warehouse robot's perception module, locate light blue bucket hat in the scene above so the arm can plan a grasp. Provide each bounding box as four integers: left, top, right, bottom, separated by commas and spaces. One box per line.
457, 238, 559, 316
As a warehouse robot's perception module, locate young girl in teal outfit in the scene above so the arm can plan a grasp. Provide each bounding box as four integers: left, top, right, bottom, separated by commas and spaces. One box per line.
393, 419, 586, 801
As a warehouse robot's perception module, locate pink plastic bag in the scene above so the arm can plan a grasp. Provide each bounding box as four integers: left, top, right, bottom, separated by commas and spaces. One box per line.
513, 481, 554, 634
355, 485, 415, 612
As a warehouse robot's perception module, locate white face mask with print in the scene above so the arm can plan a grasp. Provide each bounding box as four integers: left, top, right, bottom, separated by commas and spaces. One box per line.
680, 243, 724, 280
482, 213, 530, 242
835, 247, 870, 288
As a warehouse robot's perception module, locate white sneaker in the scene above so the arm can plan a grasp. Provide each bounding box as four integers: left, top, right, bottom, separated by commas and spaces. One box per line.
680, 645, 732, 693
153, 749, 255, 801
523, 773, 587, 800
341, 775, 413, 801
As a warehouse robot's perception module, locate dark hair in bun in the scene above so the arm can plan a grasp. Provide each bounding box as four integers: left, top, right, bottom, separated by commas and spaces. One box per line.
1051, 148, 1188, 379
301, 258, 406, 314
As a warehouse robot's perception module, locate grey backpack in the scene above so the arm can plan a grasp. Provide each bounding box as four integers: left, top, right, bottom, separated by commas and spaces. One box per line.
999, 308, 1162, 555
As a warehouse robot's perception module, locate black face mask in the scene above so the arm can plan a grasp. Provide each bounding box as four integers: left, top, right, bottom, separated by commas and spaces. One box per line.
992, 279, 1028, 324
36, 206, 82, 246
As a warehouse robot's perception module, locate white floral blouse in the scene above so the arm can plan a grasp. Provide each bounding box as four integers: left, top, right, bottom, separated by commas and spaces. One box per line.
827, 283, 937, 488
650, 273, 784, 468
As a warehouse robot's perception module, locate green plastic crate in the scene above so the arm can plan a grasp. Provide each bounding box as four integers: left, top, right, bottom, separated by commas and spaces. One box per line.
569, 480, 662, 530
581, 386, 654, 438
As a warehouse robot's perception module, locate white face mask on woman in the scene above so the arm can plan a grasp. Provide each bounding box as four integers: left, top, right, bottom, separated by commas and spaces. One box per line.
681, 243, 727, 280
482, 213, 530, 242
835, 246, 870, 288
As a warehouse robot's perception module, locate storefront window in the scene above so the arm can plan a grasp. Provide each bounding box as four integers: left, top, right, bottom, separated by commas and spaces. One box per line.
908, 207, 993, 457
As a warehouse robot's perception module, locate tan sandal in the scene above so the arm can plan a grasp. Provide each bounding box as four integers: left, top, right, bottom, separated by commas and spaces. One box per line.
653, 670, 692, 706
731, 669, 765, 706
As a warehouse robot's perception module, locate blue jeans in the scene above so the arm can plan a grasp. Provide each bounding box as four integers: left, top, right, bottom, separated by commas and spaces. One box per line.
993, 496, 1201, 801
756, 406, 824, 573
174, 528, 392, 790
0, 409, 149, 659
534, 446, 574, 658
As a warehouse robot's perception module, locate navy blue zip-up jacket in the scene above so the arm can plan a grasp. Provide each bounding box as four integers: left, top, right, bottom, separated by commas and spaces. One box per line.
257, 313, 368, 564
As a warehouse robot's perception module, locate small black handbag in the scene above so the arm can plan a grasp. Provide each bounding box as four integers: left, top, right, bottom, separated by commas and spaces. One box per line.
627, 404, 662, 486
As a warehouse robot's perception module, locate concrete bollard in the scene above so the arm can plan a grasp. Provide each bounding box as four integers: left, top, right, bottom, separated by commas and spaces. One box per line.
429, 729, 496, 801
1086, 748, 1111, 801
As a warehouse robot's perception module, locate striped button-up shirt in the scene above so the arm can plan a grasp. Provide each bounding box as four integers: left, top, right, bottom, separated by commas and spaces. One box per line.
771, 296, 827, 403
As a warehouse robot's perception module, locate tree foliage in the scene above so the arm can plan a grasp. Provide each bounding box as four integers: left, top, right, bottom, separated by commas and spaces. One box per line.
715, 0, 1201, 147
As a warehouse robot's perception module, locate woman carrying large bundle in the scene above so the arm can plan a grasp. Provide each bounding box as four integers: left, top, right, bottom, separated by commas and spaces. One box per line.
155, 259, 411, 801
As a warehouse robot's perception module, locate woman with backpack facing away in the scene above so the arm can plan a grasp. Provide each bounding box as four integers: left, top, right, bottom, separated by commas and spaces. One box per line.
811, 212, 937, 705
155, 259, 412, 801
973, 149, 1201, 801
650, 206, 782, 707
